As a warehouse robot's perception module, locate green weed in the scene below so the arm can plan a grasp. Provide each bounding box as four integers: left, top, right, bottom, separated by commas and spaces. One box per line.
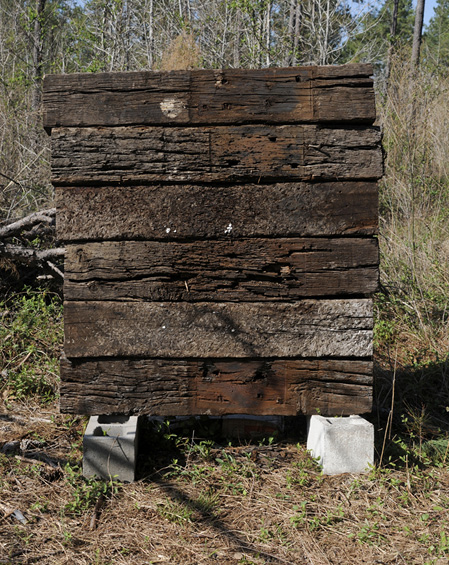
195, 489, 219, 515
64, 465, 118, 515
156, 498, 194, 525
289, 501, 308, 527
355, 520, 385, 545
0, 287, 62, 401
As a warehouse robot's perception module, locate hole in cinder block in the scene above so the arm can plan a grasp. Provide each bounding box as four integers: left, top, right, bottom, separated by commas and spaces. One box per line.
93, 426, 104, 436
98, 415, 130, 424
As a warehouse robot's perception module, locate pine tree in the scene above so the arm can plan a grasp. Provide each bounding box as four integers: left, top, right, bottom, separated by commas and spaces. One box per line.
341, 0, 414, 70
424, 0, 449, 69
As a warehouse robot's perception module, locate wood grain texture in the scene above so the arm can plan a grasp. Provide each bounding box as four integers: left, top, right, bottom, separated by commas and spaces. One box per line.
50, 125, 383, 184
56, 182, 379, 242
63, 299, 373, 359
59, 356, 373, 416
43, 65, 375, 129
64, 238, 379, 302
49, 64, 379, 417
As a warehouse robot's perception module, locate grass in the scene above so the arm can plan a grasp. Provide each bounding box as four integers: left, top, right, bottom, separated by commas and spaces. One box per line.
1, 402, 449, 564
378, 56, 449, 368
0, 287, 62, 402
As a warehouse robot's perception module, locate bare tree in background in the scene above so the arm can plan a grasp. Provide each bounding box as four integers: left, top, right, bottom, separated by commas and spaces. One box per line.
386, 0, 400, 78
412, 0, 425, 65
31, 0, 47, 113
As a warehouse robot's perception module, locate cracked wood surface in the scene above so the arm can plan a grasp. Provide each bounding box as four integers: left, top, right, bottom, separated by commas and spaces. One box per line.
63, 299, 373, 359
59, 357, 373, 416
50, 125, 382, 184
43, 65, 375, 129
56, 182, 378, 242
47, 64, 380, 416
64, 238, 379, 302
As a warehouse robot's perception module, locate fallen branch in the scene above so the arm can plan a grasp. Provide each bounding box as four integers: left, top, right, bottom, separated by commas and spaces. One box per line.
89, 493, 106, 530
0, 207, 64, 285
0, 243, 65, 278
0, 208, 55, 239
15, 455, 63, 481
0, 243, 64, 261
15, 454, 60, 470
46, 260, 64, 279
0, 170, 24, 191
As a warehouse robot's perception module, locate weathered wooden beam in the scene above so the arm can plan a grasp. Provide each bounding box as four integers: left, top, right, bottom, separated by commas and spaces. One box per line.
63, 299, 373, 359
59, 356, 373, 416
43, 65, 375, 129
50, 125, 383, 184
56, 182, 379, 242
64, 238, 379, 302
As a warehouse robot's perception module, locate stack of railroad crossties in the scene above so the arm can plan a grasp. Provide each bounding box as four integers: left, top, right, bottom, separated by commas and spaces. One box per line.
43, 64, 382, 419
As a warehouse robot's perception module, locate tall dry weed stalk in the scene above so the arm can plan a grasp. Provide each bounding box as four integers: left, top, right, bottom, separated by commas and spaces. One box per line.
159, 31, 202, 71
378, 55, 449, 354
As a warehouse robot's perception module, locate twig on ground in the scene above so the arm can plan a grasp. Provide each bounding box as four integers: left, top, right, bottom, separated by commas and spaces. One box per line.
89, 493, 106, 531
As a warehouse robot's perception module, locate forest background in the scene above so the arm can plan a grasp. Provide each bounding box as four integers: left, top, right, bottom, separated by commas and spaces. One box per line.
1, 0, 449, 422
1, 0, 449, 433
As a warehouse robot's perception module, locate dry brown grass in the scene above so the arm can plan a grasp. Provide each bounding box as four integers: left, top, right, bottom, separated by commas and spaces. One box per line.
1, 395, 449, 565
159, 32, 202, 71
377, 56, 449, 359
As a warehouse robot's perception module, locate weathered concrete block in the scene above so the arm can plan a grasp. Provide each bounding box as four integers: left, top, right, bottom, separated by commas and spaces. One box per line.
307, 415, 374, 475
83, 415, 139, 482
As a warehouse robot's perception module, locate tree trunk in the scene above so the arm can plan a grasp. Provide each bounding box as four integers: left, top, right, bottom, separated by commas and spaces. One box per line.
31, 0, 47, 113
285, 0, 295, 66
265, 1, 271, 67
148, 0, 154, 69
386, 0, 400, 79
233, 8, 241, 68
411, 0, 426, 66
293, 1, 301, 65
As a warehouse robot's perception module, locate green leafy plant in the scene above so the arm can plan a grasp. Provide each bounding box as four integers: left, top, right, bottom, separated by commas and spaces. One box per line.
64, 465, 118, 515
156, 498, 194, 525
0, 287, 62, 401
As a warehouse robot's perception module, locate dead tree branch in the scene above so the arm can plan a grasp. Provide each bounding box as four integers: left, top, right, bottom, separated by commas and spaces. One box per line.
0, 208, 55, 239
0, 207, 64, 286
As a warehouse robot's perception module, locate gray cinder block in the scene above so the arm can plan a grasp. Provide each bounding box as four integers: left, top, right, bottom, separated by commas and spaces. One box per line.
307, 415, 374, 475
83, 415, 139, 482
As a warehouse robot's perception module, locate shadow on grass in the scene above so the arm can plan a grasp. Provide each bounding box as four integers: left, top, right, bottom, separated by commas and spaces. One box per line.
124, 358, 449, 562
150, 478, 292, 563
134, 417, 310, 563
371, 354, 449, 467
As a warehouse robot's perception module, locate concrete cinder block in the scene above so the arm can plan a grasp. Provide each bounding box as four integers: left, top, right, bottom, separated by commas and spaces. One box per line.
83, 415, 139, 482
307, 415, 374, 475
